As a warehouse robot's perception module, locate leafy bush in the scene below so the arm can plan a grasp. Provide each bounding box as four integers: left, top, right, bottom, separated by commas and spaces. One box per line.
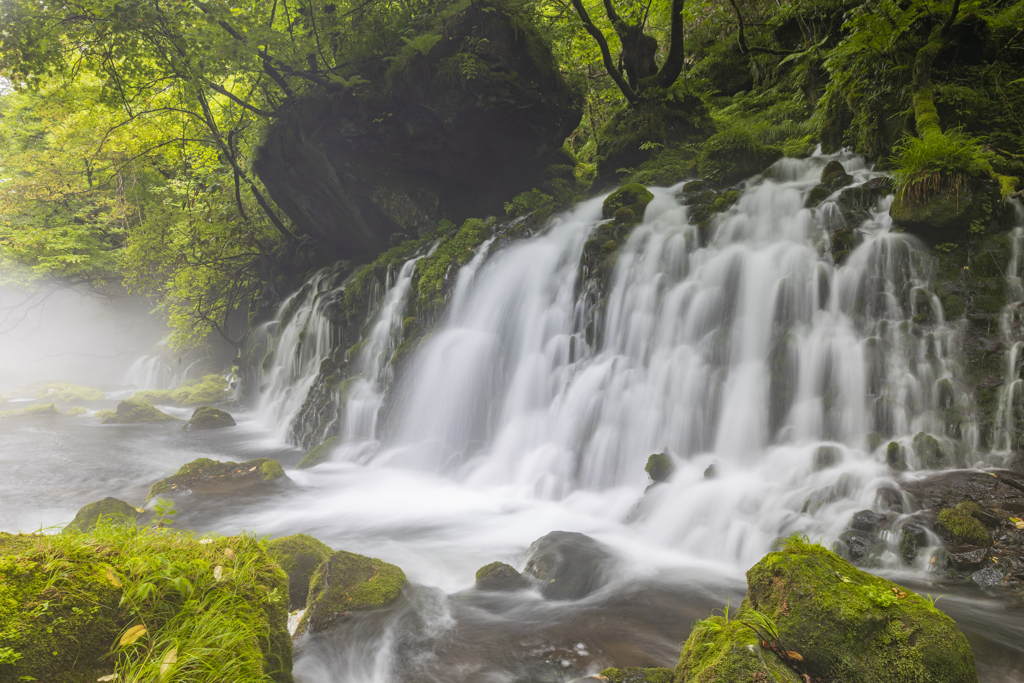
890, 130, 993, 204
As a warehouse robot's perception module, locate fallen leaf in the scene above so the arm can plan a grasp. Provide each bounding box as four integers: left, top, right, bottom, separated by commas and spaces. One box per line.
892, 588, 907, 598
119, 624, 147, 646
214, 565, 224, 581
785, 651, 805, 661
249, 466, 257, 472
160, 646, 178, 679
199, 538, 214, 545
134, 507, 145, 513
105, 568, 122, 588
224, 548, 235, 560
97, 675, 117, 682
930, 557, 936, 564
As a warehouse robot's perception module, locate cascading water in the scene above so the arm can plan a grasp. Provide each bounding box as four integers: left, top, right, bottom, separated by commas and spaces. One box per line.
124, 352, 183, 390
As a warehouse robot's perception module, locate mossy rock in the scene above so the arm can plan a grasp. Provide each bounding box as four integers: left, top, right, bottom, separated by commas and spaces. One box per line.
599, 666, 675, 683
805, 184, 832, 208
745, 540, 979, 683
675, 617, 801, 683
145, 457, 288, 502
296, 550, 407, 635
0, 402, 60, 419
697, 129, 782, 188
296, 436, 340, 469
936, 503, 992, 547
820, 160, 854, 191
34, 381, 105, 402
602, 183, 655, 223
474, 561, 529, 591
182, 405, 237, 430
65, 406, 87, 416
101, 399, 178, 425
889, 181, 994, 244
266, 533, 334, 610
645, 452, 675, 483
130, 374, 230, 407
62, 497, 144, 534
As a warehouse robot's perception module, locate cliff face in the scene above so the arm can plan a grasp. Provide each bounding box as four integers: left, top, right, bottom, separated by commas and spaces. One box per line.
253, 0, 581, 260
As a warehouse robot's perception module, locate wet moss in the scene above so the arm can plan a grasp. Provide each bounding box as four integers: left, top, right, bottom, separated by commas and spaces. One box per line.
600, 666, 675, 683
746, 539, 978, 683
101, 399, 178, 425
62, 498, 143, 534
645, 452, 675, 483
414, 218, 490, 311
936, 505, 992, 547
296, 550, 407, 635
266, 534, 334, 610
34, 382, 105, 402
296, 436, 340, 469
146, 457, 289, 502
0, 402, 61, 419
697, 129, 782, 188
182, 406, 237, 430
474, 561, 529, 591
602, 183, 655, 223
675, 616, 801, 683
130, 374, 230, 407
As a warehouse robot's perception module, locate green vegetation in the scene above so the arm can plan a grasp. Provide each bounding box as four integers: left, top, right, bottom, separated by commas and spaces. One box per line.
296, 436, 341, 469
474, 561, 530, 591
0, 524, 291, 683
183, 406, 237, 430
936, 503, 992, 547
146, 457, 288, 503
33, 382, 105, 402
265, 534, 334, 610
62, 497, 144, 534
414, 218, 491, 311
101, 399, 179, 425
297, 550, 407, 635
644, 452, 675, 483
602, 183, 655, 225
131, 375, 230, 407
599, 667, 675, 683
0, 402, 60, 419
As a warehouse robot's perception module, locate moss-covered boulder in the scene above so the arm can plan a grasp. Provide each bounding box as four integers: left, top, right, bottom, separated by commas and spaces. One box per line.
889, 180, 994, 244
130, 374, 231, 407
675, 617, 801, 683
2, 381, 104, 402
523, 531, 619, 600
0, 402, 60, 419
745, 538, 979, 683
599, 666, 675, 683
474, 561, 530, 591
182, 406, 237, 430
145, 457, 288, 502
936, 503, 992, 547
296, 550, 407, 635
644, 452, 675, 483
296, 436, 340, 469
0, 528, 292, 683
62, 497, 143, 534
266, 533, 334, 611
602, 183, 655, 223
820, 159, 854, 192
101, 399, 178, 425
697, 129, 781, 188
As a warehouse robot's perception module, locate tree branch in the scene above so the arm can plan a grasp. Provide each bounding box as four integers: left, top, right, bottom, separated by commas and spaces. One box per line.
570, 0, 639, 106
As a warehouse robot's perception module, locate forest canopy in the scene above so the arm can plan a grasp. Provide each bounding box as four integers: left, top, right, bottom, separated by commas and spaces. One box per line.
0, 0, 1022, 349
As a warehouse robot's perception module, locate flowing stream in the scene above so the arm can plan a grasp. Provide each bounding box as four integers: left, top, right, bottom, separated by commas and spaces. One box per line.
2, 155, 1023, 682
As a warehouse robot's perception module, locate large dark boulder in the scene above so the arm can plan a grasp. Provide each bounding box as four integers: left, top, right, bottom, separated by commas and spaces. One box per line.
523, 531, 619, 600
254, 1, 580, 259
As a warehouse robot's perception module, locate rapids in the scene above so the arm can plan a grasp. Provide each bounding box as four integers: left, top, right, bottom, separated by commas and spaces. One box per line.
2, 154, 1023, 681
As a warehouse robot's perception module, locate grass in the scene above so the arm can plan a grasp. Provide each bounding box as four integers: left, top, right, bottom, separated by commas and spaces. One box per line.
890, 129, 993, 204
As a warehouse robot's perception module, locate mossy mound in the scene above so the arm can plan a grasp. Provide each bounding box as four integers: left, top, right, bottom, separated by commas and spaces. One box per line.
0, 402, 60, 419
130, 374, 230, 407
296, 550, 407, 635
266, 533, 334, 610
745, 538, 978, 683
599, 666, 675, 683
474, 561, 530, 591
62, 497, 143, 534
889, 180, 996, 244
602, 183, 655, 226
145, 457, 288, 503
644, 452, 675, 483
820, 159, 854, 192
697, 129, 781, 188
0, 527, 291, 683
2, 381, 104, 402
182, 406, 237, 430
65, 406, 87, 416
675, 617, 801, 683
936, 503, 992, 547
101, 399, 178, 424
296, 436, 340, 469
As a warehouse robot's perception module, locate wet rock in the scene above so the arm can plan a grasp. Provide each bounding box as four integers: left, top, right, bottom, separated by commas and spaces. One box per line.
644, 452, 675, 483
267, 533, 334, 610
912, 432, 944, 469
936, 503, 992, 547
101, 399, 178, 425
890, 178, 997, 245
602, 184, 655, 227
971, 565, 1005, 590
145, 457, 288, 502
875, 486, 906, 513
675, 616, 801, 683
62, 497, 144, 534
598, 666, 674, 683
296, 436, 340, 469
812, 445, 842, 471
946, 546, 990, 572
849, 510, 888, 534
523, 531, 619, 600
820, 160, 853, 192
745, 539, 979, 683
474, 561, 530, 591
296, 550, 407, 635
886, 441, 907, 471
703, 464, 717, 480
834, 529, 877, 564
805, 183, 831, 208
182, 406, 236, 430
900, 522, 930, 563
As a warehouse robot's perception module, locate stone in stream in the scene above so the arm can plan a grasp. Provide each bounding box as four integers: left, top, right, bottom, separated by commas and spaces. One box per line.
62, 497, 145, 534
182, 405, 236, 430
296, 436, 339, 469
849, 509, 889, 534
644, 452, 674, 483
266, 533, 334, 610
523, 531, 620, 600
595, 667, 674, 683
296, 550, 407, 635
100, 399, 178, 424
474, 561, 530, 592
678, 537, 979, 683
145, 457, 288, 502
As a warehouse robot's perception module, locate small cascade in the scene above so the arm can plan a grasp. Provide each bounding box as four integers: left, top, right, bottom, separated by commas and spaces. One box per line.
991, 199, 1024, 456
124, 352, 180, 390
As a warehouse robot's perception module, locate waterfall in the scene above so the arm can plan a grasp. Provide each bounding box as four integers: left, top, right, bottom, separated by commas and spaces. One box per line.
992, 200, 1024, 454
124, 352, 181, 390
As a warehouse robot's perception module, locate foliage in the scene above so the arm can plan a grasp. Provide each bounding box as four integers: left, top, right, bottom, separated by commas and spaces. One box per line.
414, 218, 491, 309
890, 130, 994, 203
504, 189, 554, 216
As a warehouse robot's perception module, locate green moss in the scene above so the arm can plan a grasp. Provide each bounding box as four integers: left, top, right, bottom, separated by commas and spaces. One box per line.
131, 375, 230, 407
912, 432, 944, 469
94, 409, 115, 419
697, 128, 782, 188
62, 498, 143, 534
297, 550, 407, 635
182, 406, 237, 430
65, 406, 87, 416
600, 666, 675, 683
675, 616, 801, 683
146, 457, 289, 503
414, 217, 490, 310
101, 399, 178, 425
745, 539, 978, 683
34, 382, 105, 402
266, 534, 333, 610
0, 402, 60, 419
504, 188, 554, 217
645, 452, 675, 483
936, 507, 991, 547
473, 561, 529, 591
602, 183, 655, 227
296, 436, 340, 469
